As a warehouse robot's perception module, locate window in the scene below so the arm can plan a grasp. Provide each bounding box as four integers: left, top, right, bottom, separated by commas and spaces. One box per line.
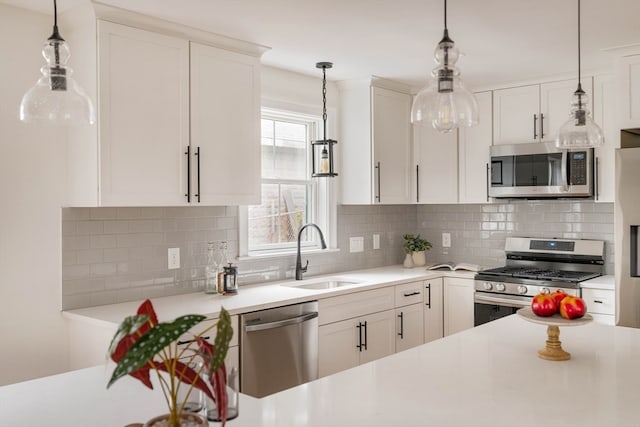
244, 108, 330, 254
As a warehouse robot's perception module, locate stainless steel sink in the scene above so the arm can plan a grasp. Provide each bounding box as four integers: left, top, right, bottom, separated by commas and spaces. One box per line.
281, 278, 361, 290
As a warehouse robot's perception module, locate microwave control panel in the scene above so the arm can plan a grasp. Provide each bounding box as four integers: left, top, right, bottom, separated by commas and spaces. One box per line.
570, 152, 587, 185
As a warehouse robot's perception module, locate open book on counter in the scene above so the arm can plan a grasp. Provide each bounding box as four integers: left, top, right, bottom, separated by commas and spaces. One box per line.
426, 262, 482, 272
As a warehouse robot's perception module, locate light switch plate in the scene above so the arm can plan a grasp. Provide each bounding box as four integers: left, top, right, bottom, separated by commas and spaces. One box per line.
350, 237, 364, 253
168, 247, 180, 269
373, 234, 380, 250
442, 233, 451, 248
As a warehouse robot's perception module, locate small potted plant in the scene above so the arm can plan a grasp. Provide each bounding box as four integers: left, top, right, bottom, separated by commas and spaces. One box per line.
403, 233, 432, 267
107, 299, 233, 427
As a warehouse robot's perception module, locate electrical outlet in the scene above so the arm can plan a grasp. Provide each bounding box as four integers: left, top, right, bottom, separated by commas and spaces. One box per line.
349, 236, 364, 253
442, 233, 451, 248
168, 247, 180, 269
373, 234, 380, 250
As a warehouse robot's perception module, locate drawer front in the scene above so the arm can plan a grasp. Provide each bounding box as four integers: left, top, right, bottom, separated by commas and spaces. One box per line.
319, 287, 395, 325
582, 289, 615, 315
395, 281, 424, 307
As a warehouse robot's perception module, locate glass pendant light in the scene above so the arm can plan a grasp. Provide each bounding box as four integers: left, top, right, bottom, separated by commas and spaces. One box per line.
19, 0, 95, 125
556, 0, 603, 149
311, 62, 338, 178
411, 0, 478, 133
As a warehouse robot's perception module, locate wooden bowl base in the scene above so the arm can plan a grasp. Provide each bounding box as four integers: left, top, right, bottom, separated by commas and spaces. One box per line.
537, 325, 571, 361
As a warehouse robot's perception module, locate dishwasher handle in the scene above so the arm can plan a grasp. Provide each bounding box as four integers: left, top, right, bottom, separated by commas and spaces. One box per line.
244, 311, 318, 332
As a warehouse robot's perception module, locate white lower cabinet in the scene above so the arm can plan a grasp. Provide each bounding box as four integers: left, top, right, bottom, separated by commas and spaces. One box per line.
318, 309, 395, 377
443, 277, 475, 336
395, 303, 424, 352
424, 278, 444, 343
582, 288, 615, 326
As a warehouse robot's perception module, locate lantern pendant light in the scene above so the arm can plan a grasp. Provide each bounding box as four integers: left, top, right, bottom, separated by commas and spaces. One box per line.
411, 0, 478, 133
19, 0, 96, 125
311, 62, 338, 178
555, 0, 603, 149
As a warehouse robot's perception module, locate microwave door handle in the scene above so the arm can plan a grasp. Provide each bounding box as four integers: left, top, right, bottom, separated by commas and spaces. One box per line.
561, 149, 569, 192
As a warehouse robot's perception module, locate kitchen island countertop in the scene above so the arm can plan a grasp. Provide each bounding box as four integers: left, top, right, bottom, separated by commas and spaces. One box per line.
2, 314, 639, 427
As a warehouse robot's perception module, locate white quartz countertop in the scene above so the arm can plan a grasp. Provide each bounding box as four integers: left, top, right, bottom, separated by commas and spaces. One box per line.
3, 315, 640, 427
63, 265, 476, 327
580, 274, 615, 290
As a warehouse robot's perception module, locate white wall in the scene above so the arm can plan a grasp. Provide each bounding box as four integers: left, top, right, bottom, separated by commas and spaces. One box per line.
0, 4, 70, 385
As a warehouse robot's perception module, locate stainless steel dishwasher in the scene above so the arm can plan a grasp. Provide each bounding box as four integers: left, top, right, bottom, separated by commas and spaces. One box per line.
240, 301, 318, 398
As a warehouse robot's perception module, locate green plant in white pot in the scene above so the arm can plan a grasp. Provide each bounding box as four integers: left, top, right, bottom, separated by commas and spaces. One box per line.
403, 234, 432, 267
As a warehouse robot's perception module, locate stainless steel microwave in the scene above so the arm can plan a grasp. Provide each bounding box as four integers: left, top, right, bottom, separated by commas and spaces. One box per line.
489, 142, 594, 198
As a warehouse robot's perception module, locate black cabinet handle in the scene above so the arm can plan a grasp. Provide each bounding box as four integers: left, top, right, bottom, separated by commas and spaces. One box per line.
356, 322, 363, 351
425, 283, 432, 309
533, 114, 538, 140
403, 291, 420, 297
416, 164, 420, 203
398, 312, 404, 339
595, 156, 599, 200
184, 146, 191, 203
363, 321, 368, 350
375, 161, 381, 203
485, 163, 490, 202
540, 113, 545, 139
194, 146, 201, 203
593, 300, 604, 304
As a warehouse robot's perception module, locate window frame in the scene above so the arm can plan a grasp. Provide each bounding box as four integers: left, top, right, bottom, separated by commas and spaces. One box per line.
239, 101, 337, 258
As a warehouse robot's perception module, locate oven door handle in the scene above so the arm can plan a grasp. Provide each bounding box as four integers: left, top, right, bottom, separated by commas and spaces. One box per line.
474, 293, 530, 309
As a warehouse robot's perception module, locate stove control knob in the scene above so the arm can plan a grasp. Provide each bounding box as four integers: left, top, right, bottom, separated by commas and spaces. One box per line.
483, 282, 493, 290
496, 283, 506, 292
517, 285, 528, 295
541, 287, 550, 295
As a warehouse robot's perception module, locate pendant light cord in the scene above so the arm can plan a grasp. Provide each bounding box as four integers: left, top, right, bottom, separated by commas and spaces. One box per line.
577, 0, 581, 84
444, 0, 448, 31
322, 66, 327, 141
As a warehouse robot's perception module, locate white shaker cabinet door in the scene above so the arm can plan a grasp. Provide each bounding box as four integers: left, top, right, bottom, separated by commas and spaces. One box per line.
395, 303, 424, 353
459, 91, 492, 203
372, 86, 412, 204
413, 123, 458, 203
318, 319, 360, 378
190, 43, 261, 206
359, 309, 396, 365
443, 277, 475, 336
493, 84, 540, 145
619, 54, 640, 129
98, 21, 190, 206
424, 278, 444, 343
540, 78, 593, 143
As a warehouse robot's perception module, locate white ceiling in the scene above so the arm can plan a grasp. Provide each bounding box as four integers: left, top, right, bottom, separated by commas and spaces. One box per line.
4, 0, 640, 90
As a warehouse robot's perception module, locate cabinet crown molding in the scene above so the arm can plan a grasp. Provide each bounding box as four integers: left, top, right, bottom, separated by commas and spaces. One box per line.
90, 0, 270, 58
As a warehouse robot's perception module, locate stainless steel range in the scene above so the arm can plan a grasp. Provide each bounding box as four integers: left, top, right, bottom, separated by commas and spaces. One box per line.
474, 237, 604, 326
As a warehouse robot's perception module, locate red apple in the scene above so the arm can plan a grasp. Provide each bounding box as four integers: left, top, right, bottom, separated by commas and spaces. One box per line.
531, 293, 557, 317
550, 290, 568, 309
559, 296, 587, 319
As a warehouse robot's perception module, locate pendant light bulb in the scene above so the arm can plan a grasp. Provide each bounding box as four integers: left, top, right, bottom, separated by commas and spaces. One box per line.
556, 0, 603, 149
19, 0, 95, 125
411, 0, 478, 132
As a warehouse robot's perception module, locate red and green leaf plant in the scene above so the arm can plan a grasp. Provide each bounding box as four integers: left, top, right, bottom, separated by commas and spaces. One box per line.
107, 299, 233, 427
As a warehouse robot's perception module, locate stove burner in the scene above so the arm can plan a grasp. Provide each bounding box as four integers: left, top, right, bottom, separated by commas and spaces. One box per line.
479, 266, 600, 283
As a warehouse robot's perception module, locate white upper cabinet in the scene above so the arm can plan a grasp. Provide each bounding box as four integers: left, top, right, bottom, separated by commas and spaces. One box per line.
619, 54, 640, 129
413, 124, 458, 204
97, 21, 190, 206
64, 6, 266, 207
593, 74, 617, 203
493, 78, 593, 145
458, 91, 492, 203
190, 43, 261, 206
339, 79, 412, 205
493, 84, 540, 144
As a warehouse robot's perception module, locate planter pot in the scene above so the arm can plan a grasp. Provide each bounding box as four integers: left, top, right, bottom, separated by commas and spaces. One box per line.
412, 251, 426, 267
143, 413, 208, 427
403, 253, 414, 268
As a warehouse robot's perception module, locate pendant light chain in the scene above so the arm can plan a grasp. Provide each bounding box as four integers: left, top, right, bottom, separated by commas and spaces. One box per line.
444, 0, 448, 31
